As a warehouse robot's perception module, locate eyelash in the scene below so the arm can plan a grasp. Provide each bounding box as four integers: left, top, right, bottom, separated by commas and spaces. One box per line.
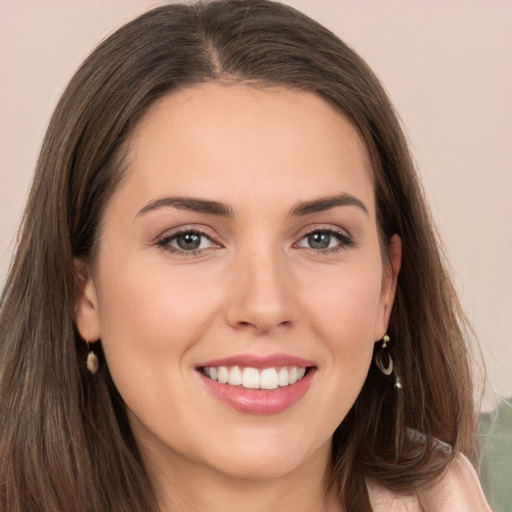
295, 227, 355, 254
156, 226, 355, 256
156, 228, 217, 256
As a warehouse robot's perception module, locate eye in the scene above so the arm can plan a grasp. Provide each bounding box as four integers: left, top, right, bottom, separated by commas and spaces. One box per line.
296, 228, 353, 251
157, 230, 217, 253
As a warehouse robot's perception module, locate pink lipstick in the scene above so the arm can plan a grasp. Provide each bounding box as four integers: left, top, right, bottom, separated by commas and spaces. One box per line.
196, 353, 316, 415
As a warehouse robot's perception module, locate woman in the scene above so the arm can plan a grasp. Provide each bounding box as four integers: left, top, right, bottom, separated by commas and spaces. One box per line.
0, 1, 492, 510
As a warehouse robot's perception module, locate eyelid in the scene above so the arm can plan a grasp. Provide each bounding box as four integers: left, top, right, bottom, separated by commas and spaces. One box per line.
294, 223, 353, 240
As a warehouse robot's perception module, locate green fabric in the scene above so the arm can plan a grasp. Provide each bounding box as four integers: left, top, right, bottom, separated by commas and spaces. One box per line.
478, 397, 512, 512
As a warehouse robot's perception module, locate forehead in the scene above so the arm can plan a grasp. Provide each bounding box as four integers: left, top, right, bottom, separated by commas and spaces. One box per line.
120, 82, 375, 215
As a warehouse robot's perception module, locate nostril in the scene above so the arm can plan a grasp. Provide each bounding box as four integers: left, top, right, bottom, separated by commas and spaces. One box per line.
233, 318, 293, 335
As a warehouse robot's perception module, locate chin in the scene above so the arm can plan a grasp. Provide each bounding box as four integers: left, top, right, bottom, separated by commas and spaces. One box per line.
209, 452, 308, 481
200, 433, 330, 482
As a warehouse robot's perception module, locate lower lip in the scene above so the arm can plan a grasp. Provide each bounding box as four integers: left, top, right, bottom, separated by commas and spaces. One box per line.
199, 369, 315, 415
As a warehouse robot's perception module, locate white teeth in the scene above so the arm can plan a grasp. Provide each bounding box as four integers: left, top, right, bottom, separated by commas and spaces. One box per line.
260, 368, 278, 390
242, 367, 260, 389
217, 366, 229, 384
228, 366, 243, 386
278, 367, 289, 387
203, 365, 308, 389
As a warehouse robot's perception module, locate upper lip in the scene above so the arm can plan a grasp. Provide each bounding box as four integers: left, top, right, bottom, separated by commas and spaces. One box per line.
197, 353, 316, 369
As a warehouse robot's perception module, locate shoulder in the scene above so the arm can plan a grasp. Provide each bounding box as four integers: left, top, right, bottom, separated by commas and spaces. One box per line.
367, 453, 492, 512
418, 453, 493, 511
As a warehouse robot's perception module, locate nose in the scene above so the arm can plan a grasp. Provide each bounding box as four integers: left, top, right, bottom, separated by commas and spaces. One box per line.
225, 249, 298, 335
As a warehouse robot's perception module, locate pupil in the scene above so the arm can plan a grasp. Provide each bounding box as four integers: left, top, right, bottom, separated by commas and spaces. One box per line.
308, 232, 330, 249
177, 233, 201, 250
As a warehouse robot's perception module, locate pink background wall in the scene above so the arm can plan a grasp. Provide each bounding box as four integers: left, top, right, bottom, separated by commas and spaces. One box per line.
1, 0, 511, 407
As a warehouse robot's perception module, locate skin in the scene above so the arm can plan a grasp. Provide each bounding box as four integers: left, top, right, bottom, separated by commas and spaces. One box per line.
76, 83, 401, 512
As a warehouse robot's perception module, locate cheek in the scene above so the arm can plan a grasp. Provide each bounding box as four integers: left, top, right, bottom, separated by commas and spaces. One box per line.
94, 256, 221, 401
301, 263, 383, 345
298, 261, 383, 393
98, 255, 217, 339
290, 264, 382, 436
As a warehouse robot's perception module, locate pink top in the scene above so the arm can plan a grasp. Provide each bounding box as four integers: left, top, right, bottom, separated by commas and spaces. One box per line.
367, 454, 492, 511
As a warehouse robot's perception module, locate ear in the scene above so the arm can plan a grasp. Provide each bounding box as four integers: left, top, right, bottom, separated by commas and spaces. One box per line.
74, 259, 101, 343
374, 234, 402, 340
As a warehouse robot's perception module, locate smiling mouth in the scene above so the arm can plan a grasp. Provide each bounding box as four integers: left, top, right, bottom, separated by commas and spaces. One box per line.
200, 365, 311, 390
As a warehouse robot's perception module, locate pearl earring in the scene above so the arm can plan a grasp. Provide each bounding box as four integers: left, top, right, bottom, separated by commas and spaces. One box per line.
86, 343, 99, 374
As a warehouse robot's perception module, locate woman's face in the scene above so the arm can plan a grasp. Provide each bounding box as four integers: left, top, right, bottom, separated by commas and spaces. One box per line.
77, 83, 400, 484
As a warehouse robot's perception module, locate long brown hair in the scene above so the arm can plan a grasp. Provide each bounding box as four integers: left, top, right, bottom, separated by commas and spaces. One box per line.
0, 1, 476, 510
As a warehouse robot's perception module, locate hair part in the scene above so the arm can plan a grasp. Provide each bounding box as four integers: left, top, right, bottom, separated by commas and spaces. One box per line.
0, 1, 476, 510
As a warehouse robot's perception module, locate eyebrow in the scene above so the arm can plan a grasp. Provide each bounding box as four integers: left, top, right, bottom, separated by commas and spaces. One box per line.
136, 197, 234, 218
136, 192, 368, 219
289, 193, 368, 217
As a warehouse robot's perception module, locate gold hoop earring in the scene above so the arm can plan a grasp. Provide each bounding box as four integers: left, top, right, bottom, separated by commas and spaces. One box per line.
375, 334, 393, 375
374, 334, 402, 389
